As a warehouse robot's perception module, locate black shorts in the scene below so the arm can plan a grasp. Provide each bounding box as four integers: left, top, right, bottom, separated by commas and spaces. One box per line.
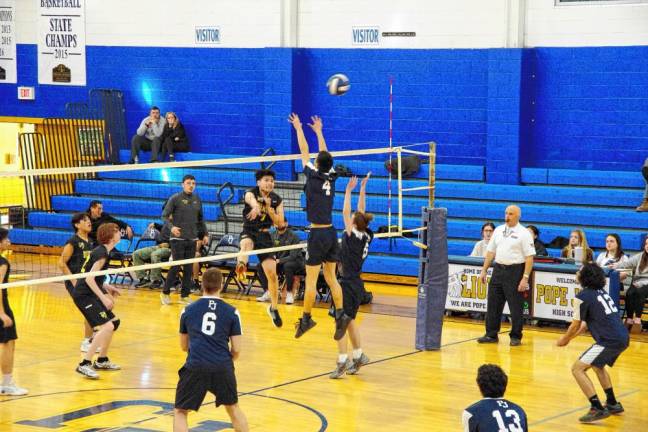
0, 305, 17, 343
175, 364, 238, 410
340, 277, 364, 319
65, 280, 75, 296
579, 343, 627, 368
306, 226, 339, 266
73, 294, 116, 328
241, 229, 275, 263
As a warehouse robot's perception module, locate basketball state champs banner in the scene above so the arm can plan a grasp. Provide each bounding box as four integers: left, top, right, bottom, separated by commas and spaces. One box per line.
37, 0, 86, 86
0, 0, 16, 84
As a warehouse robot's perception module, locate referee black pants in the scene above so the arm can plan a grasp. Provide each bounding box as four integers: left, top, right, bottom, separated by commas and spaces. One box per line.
164, 239, 196, 297
485, 263, 525, 340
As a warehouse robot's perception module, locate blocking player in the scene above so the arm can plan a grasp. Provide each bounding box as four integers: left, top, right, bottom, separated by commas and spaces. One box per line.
556, 262, 629, 423
330, 173, 373, 379
174, 268, 248, 432
235, 169, 285, 327
72, 223, 123, 379
288, 113, 352, 340
462, 364, 528, 432
58, 212, 96, 352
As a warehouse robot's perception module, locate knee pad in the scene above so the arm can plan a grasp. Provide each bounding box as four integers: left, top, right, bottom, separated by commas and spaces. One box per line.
112, 319, 121, 332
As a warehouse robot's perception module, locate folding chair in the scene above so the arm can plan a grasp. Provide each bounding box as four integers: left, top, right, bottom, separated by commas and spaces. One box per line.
204, 233, 247, 293
107, 237, 134, 285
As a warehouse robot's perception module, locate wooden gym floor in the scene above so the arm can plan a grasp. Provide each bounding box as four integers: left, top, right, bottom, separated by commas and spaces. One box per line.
1, 279, 647, 431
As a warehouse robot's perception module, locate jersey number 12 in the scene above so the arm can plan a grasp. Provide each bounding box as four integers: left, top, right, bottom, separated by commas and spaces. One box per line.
596, 293, 618, 315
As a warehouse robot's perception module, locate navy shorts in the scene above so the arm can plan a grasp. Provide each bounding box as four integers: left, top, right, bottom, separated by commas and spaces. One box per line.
579, 343, 627, 368
175, 364, 238, 410
340, 277, 364, 320
306, 226, 339, 266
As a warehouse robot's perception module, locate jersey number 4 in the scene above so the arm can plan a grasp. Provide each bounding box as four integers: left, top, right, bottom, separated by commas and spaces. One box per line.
597, 293, 618, 315
201, 312, 217, 335
492, 409, 523, 432
322, 181, 331, 196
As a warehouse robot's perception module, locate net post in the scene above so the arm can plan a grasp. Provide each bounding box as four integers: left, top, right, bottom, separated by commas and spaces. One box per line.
428, 141, 436, 208
396, 146, 403, 234
415, 207, 448, 351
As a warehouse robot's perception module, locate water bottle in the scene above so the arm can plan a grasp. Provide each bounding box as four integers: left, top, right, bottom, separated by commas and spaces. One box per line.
574, 246, 584, 264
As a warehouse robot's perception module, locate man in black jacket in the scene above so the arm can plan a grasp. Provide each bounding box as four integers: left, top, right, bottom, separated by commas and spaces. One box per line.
87, 200, 133, 243
161, 175, 209, 305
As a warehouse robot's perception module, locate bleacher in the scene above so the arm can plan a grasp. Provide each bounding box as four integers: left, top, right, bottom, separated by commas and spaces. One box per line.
8, 150, 648, 278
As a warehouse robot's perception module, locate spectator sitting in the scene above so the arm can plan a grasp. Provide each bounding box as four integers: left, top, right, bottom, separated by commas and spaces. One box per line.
469, 222, 494, 257
561, 229, 593, 263
151, 111, 188, 163
86, 200, 133, 244
636, 157, 648, 212
129, 105, 166, 164
615, 236, 648, 333
133, 222, 172, 289
595, 233, 628, 268
527, 225, 548, 257
257, 222, 305, 305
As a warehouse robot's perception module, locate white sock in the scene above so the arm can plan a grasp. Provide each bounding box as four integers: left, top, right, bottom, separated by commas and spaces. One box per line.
2, 374, 12, 386
338, 354, 348, 363
353, 348, 363, 359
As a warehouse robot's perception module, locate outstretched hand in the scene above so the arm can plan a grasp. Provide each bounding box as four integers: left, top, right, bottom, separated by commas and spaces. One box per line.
346, 176, 358, 191
288, 113, 302, 129
308, 115, 323, 133
360, 171, 371, 188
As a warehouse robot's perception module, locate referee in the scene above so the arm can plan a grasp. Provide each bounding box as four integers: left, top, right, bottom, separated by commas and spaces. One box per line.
478, 205, 535, 346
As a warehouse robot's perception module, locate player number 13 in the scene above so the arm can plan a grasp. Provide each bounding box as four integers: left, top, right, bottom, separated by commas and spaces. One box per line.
492, 408, 523, 432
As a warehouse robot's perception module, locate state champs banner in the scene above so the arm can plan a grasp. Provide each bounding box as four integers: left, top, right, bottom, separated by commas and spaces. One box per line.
37, 0, 86, 86
533, 271, 610, 321
0, 0, 16, 83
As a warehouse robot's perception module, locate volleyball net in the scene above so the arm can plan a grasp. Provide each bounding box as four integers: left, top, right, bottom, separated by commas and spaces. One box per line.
0, 143, 435, 292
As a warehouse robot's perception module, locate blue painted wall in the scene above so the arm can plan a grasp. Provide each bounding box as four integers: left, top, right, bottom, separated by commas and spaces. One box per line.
1, 45, 647, 174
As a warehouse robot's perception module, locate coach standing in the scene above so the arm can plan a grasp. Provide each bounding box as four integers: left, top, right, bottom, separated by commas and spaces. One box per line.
478, 205, 535, 346
161, 174, 209, 306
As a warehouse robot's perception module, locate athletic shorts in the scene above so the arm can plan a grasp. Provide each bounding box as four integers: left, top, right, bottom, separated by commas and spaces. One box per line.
0, 305, 17, 343
241, 229, 275, 263
579, 343, 627, 368
73, 294, 115, 328
340, 277, 364, 320
65, 280, 75, 296
306, 226, 339, 266
175, 364, 238, 410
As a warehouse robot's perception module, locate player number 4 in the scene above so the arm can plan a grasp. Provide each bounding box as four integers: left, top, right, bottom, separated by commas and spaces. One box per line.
322, 180, 331, 196
492, 409, 523, 432
596, 293, 618, 315
201, 312, 217, 335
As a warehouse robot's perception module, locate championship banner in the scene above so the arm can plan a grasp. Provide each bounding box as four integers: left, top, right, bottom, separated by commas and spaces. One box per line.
0, 0, 16, 84
446, 263, 531, 316
533, 271, 610, 322
37, 0, 86, 86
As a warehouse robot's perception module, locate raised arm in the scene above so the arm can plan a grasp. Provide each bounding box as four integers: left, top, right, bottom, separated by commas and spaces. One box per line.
343, 176, 358, 235
357, 172, 371, 214
308, 115, 327, 152
288, 113, 311, 169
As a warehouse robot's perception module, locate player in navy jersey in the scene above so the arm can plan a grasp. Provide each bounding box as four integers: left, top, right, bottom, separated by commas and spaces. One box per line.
330, 173, 374, 379
288, 113, 352, 340
235, 169, 285, 328
72, 223, 123, 379
557, 262, 629, 423
0, 228, 28, 396
462, 364, 528, 432
174, 268, 248, 432
58, 212, 96, 352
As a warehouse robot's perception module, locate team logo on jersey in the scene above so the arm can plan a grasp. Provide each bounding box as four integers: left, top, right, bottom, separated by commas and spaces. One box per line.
99, 312, 107, 319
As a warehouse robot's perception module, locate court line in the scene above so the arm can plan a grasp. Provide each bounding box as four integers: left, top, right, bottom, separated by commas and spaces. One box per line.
529, 389, 640, 427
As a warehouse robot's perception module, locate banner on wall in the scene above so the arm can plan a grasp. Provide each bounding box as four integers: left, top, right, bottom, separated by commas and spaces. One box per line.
37, 0, 86, 86
446, 263, 530, 316
0, 0, 16, 84
533, 271, 610, 321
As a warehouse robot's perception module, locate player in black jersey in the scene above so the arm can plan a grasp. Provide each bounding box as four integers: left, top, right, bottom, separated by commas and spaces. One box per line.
557, 263, 629, 423
58, 212, 96, 352
235, 169, 285, 327
289, 113, 352, 340
174, 268, 248, 432
73, 223, 123, 380
0, 228, 28, 396
330, 173, 374, 379
462, 364, 528, 432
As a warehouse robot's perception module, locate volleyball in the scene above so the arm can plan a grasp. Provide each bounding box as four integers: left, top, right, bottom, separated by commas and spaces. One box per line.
326, 73, 350, 96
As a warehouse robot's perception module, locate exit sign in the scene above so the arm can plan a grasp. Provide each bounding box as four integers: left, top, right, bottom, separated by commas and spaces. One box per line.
18, 87, 35, 100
